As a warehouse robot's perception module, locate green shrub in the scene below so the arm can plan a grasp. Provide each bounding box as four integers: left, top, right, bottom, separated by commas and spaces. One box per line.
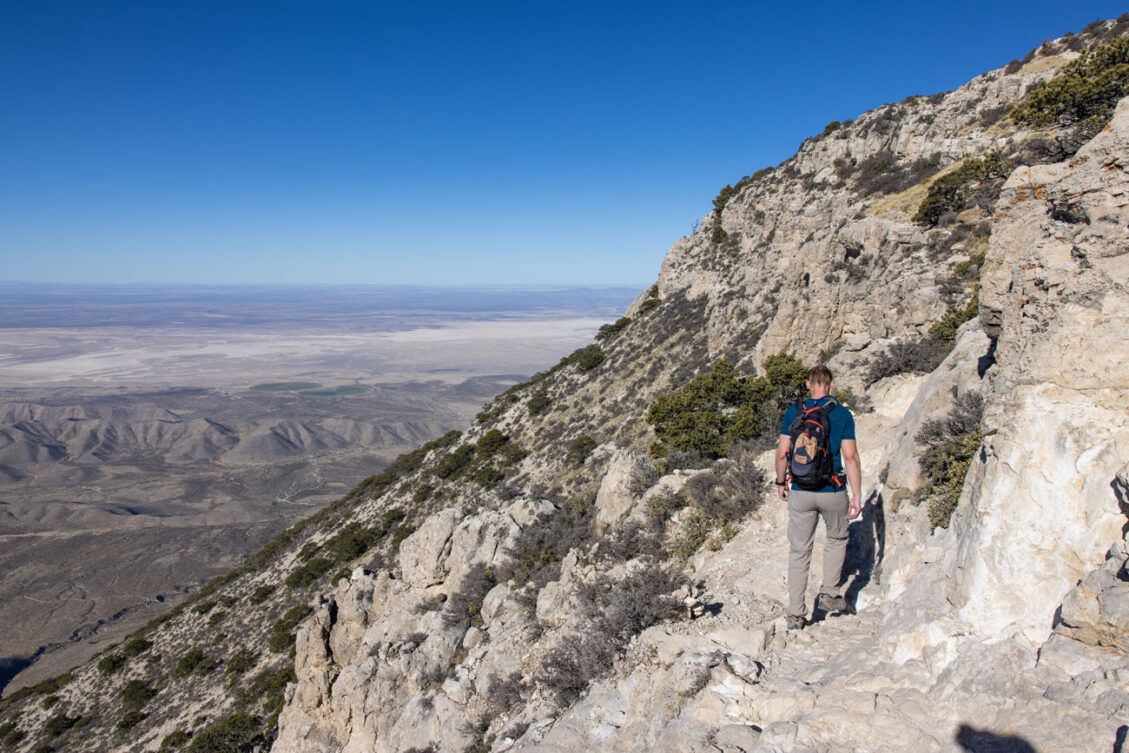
473, 464, 505, 489
1, 724, 25, 746
918, 392, 984, 529
638, 286, 661, 312
234, 664, 295, 726
2, 672, 72, 703
97, 651, 127, 675
646, 355, 806, 458
43, 715, 80, 737
187, 712, 264, 753
122, 636, 152, 657
1011, 36, 1129, 131
285, 556, 334, 589
268, 605, 313, 653
569, 344, 605, 372
343, 429, 462, 504
121, 679, 156, 710
159, 730, 191, 751
433, 444, 476, 479
390, 523, 416, 549
711, 225, 728, 244
248, 584, 275, 605
174, 647, 215, 679
595, 317, 631, 341
1, 721, 22, 744
41, 695, 58, 710
324, 523, 382, 562
192, 600, 217, 616
712, 168, 772, 216
476, 429, 509, 456
566, 436, 598, 467
928, 296, 978, 345
671, 509, 713, 560
527, 388, 551, 416
913, 152, 1011, 226
822, 120, 842, 135
116, 710, 146, 732
225, 648, 257, 678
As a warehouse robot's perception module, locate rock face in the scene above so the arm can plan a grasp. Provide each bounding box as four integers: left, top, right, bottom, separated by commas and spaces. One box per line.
5, 21, 1129, 753
949, 98, 1129, 643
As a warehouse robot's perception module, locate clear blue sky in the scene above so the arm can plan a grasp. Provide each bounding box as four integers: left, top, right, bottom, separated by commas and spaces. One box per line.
0, 2, 1122, 286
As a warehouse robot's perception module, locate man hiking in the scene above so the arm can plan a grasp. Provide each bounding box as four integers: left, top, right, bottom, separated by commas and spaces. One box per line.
775, 365, 862, 630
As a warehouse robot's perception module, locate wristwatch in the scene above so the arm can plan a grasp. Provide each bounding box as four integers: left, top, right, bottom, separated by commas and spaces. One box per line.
774, 479, 787, 486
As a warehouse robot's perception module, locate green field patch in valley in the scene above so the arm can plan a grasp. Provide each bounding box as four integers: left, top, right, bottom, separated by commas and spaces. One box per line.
250, 382, 322, 392
299, 385, 368, 397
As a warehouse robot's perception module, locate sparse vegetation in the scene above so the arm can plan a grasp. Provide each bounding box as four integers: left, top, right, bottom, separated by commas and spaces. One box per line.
566, 435, 598, 466
596, 316, 631, 341
187, 712, 264, 753
442, 564, 498, 628
866, 338, 950, 384
234, 664, 296, 726
1011, 36, 1129, 133
527, 388, 551, 416
116, 710, 146, 732
97, 651, 128, 675
918, 391, 984, 529
712, 168, 772, 217
646, 354, 807, 458
175, 647, 215, 678
225, 648, 257, 679
43, 715, 81, 738
159, 730, 191, 751
285, 556, 334, 589
121, 679, 156, 710
433, 444, 476, 480
249, 584, 275, 604
913, 152, 1011, 226
536, 564, 683, 704
1, 673, 71, 704
569, 344, 605, 372
496, 495, 595, 588
268, 604, 313, 653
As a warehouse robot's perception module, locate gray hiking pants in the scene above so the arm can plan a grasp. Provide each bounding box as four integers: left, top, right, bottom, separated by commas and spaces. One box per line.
787, 489, 849, 618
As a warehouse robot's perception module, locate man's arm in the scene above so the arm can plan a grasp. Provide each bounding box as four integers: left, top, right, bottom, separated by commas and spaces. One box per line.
841, 438, 862, 519
775, 435, 791, 501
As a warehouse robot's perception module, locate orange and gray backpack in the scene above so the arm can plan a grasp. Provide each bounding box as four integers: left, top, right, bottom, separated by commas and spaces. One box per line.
786, 398, 842, 490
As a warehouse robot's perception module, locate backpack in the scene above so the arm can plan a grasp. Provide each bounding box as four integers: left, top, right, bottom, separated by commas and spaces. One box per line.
786, 398, 841, 490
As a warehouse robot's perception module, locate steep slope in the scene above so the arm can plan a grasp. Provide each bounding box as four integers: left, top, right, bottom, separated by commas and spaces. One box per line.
1, 16, 1127, 753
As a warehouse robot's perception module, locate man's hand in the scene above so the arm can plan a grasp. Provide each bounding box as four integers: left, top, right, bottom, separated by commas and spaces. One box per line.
777, 483, 789, 502
848, 495, 862, 520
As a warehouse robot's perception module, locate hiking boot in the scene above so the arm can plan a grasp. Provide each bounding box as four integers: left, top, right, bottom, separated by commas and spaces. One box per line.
785, 614, 806, 631
818, 592, 847, 613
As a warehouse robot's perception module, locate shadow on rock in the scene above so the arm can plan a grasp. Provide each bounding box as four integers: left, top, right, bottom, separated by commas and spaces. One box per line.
955, 724, 1037, 753
843, 488, 886, 610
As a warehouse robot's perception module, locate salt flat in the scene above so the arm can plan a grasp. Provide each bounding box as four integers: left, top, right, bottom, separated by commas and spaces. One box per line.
0, 284, 639, 694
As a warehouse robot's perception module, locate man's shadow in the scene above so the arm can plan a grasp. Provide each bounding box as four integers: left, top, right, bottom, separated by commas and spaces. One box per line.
955, 724, 1037, 752
810, 488, 885, 624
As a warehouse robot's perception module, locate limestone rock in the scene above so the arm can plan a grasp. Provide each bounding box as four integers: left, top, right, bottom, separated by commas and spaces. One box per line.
398, 507, 462, 587
595, 448, 656, 527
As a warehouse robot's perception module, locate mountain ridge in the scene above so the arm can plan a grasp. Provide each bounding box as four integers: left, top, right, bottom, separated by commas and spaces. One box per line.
2, 14, 1128, 753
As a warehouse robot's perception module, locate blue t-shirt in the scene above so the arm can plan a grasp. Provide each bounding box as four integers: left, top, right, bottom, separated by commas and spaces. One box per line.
779, 396, 855, 492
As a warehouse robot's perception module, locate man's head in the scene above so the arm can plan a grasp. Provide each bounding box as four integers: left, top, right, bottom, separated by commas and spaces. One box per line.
805, 365, 834, 398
